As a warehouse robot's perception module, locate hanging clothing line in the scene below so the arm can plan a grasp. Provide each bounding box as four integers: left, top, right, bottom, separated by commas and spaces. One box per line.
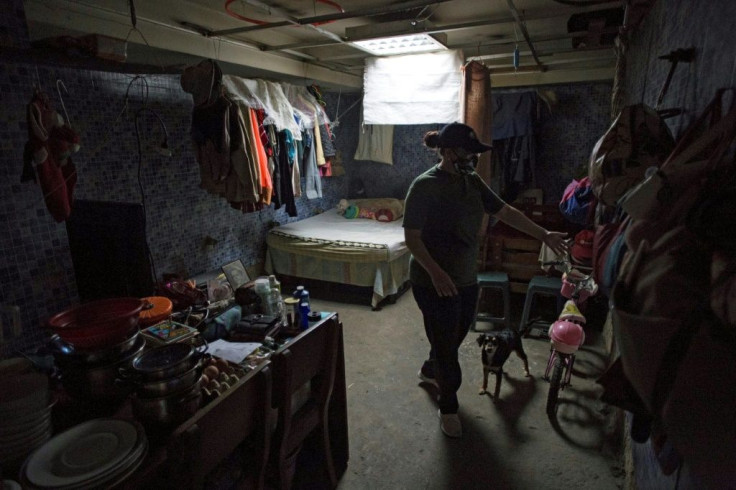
181, 60, 335, 217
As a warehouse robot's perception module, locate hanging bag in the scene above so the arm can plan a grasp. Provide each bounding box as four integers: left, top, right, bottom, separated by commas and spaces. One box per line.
588, 104, 674, 206
609, 89, 736, 482
621, 88, 736, 224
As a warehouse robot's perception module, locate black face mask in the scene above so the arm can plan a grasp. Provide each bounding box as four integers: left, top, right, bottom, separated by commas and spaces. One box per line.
453, 153, 478, 175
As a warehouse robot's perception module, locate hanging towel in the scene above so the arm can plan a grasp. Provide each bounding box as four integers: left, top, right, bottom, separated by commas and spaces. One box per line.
354, 123, 394, 165
303, 128, 322, 199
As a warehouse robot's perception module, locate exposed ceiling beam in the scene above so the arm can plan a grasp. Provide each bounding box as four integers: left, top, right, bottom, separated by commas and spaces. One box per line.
210, 0, 455, 37
23, 0, 362, 89
491, 66, 614, 87
262, 7, 621, 55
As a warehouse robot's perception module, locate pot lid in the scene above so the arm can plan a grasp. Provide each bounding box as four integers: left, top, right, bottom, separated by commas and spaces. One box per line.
132, 343, 193, 372
139, 297, 173, 327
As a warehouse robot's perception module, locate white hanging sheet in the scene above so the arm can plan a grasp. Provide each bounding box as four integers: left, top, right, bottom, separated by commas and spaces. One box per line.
362, 50, 464, 125
223, 76, 302, 137
282, 84, 330, 130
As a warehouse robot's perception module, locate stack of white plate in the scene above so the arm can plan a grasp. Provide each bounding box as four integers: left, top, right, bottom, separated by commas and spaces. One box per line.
0, 373, 53, 470
20, 418, 147, 489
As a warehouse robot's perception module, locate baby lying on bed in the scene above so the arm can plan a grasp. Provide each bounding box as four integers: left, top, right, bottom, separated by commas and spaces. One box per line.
337, 198, 404, 222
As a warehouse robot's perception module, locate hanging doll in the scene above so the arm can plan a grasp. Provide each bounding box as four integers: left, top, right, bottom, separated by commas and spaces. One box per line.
22, 88, 81, 222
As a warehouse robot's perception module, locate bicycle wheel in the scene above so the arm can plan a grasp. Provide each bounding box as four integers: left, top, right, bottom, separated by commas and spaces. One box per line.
546, 355, 564, 416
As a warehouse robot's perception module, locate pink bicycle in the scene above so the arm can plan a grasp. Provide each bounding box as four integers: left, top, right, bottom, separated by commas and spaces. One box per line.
541, 257, 598, 416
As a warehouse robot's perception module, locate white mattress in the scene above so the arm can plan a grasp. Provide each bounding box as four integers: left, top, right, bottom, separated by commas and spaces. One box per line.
268, 208, 407, 260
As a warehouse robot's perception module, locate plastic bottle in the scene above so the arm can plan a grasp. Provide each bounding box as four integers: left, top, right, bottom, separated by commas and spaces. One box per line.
254, 277, 272, 314
269, 275, 281, 294
300, 289, 310, 308
268, 288, 284, 321
293, 285, 305, 300
299, 302, 310, 330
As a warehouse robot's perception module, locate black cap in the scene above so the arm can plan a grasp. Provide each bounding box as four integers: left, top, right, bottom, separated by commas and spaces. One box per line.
438, 123, 493, 153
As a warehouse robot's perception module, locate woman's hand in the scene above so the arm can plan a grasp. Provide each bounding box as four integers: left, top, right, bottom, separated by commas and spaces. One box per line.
542, 230, 570, 257
430, 268, 458, 297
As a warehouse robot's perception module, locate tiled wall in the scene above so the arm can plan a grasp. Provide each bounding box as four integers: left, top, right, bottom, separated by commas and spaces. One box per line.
619, 0, 736, 488
336, 82, 612, 205
0, 62, 345, 356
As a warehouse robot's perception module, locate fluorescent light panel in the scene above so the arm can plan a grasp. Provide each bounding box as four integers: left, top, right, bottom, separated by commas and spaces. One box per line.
352, 34, 447, 56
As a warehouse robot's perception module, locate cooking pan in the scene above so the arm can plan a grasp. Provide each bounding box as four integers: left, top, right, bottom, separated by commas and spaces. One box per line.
123, 341, 208, 381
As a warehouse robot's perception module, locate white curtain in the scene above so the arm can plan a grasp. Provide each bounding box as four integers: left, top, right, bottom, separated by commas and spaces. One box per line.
362, 50, 464, 125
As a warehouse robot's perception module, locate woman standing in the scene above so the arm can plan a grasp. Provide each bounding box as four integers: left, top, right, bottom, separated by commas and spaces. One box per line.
403, 122, 569, 438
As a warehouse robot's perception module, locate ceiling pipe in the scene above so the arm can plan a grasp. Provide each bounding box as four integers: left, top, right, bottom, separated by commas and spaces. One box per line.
261, 6, 621, 55
317, 28, 620, 62
209, 0, 454, 37
228, 0, 345, 43
506, 0, 543, 68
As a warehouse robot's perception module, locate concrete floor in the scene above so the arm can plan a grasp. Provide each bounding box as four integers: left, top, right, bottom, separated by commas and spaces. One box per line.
308, 290, 625, 490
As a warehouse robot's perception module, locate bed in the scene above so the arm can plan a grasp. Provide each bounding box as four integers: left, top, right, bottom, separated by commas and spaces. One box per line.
265, 204, 410, 309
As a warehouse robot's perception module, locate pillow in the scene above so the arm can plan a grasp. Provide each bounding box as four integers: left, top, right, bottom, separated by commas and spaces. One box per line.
351, 198, 403, 221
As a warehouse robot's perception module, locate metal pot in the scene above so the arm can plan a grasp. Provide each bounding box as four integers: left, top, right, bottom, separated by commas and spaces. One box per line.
60, 334, 146, 400
126, 342, 208, 381
118, 363, 203, 398
49, 330, 140, 366
131, 381, 202, 426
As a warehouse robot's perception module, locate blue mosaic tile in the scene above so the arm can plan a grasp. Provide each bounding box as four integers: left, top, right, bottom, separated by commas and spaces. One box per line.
0, 63, 345, 356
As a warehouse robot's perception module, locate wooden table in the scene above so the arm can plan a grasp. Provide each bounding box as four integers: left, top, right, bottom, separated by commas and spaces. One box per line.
45, 312, 349, 489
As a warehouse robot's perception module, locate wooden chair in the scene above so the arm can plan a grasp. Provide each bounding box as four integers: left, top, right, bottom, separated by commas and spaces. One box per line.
165, 361, 273, 489
270, 317, 340, 490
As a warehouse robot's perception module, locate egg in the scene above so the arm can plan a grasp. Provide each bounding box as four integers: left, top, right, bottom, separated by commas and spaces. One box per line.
200, 374, 210, 387
215, 358, 230, 373
204, 365, 220, 379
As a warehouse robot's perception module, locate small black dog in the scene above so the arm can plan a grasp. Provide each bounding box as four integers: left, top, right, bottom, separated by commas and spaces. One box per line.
476, 330, 531, 399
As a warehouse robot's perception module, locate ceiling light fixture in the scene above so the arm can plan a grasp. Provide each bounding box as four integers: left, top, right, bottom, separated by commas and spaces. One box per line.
352, 33, 447, 57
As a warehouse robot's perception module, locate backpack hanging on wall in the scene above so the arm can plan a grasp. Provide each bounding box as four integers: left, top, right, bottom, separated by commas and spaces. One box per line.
559, 176, 596, 226
588, 103, 674, 207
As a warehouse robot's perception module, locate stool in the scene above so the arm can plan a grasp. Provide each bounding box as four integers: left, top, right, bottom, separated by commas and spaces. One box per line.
472, 271, 511, 331
519, 276, 564, 335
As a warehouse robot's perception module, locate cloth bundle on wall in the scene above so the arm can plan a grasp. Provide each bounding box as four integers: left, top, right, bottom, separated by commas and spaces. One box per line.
21, 87, 81, 222
181, 60, 335, 217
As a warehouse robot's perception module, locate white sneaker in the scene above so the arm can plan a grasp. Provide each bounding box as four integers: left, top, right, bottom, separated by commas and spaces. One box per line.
438, 410, 462, 438
417, 370, 439, 389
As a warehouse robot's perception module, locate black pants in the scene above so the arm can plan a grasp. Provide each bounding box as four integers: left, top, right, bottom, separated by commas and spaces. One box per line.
412, 283, 479, 414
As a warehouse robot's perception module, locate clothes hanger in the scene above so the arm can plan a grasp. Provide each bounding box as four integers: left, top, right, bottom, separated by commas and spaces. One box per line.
56, 79, 72, 127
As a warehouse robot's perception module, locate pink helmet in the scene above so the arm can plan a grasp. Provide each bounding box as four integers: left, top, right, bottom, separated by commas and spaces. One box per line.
548, 320, 585, 354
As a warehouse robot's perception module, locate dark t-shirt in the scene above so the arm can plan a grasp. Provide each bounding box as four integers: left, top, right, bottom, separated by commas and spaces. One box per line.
403, 165, 505, 288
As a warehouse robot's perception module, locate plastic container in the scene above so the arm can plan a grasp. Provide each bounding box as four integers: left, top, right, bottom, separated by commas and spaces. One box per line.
299, 289, 310, 307
254, 278, 272, 313
292, 285, 305, 300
